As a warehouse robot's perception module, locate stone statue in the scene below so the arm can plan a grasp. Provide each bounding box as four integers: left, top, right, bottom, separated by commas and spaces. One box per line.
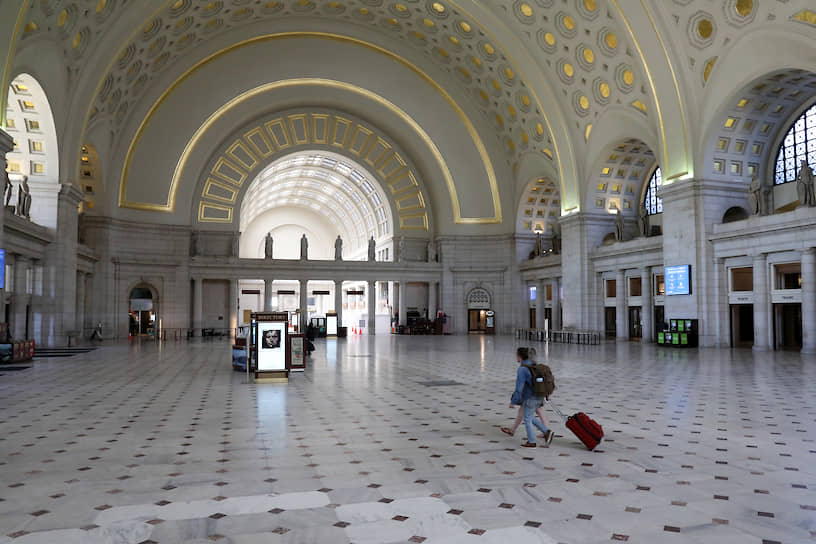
748, 175, 762, 216
398, 235, 405, 263
231, 231, 240, 258
796, 159, 815, 207
264, 232, 273, 259
368, 236, 376, 261
533, 231, 543, 257
427, 239, 437, 262
3, 171, 11, 208
300, 234, 308, 260
551, 221, 561, 255
16, 176, 31, 220
637, 203, 650, 237
614, 211, 625, 242
334, 235, 343, 261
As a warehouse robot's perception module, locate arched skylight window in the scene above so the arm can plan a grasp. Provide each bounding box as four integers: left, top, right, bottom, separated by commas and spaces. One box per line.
774, 101, 816, 185
643, 167, 662, 215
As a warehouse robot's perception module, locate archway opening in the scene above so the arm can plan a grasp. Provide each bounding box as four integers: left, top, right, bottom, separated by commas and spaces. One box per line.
129, 286, 155, 336
239, 150, 393, 260
3, 73, 60, 228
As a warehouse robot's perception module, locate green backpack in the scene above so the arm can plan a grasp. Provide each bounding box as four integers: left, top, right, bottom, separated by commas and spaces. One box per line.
522, 363, 556, 399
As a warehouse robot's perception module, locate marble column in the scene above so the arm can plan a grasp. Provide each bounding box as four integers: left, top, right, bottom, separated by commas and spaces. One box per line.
263, 278, 274, 312
367, 280, 376, 334
0, 130, 11, 296
428, 281, 437, 321
801, 248, 816, 354
616, 269, 627, 339
11, 255, 29, 340
752, 253, 769, 351
46, 184, 83, 346
229, 279, 238, 336
640, 267, 653, 343
334, 280, 343, 327
552, 278, 562, 331
299, 279, 308, 333
192, 277, 203, 336
398, 281, 407, 327
535, 279, 546, 330
387, 281, 395, 319
75, 271, 86, 338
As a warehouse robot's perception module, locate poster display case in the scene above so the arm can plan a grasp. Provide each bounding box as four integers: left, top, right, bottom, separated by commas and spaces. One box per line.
289, 334, 306, 372
251, 312, 290, 381
326, 313, 338, 337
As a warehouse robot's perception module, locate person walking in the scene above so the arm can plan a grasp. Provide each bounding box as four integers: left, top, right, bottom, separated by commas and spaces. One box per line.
502, 348, 550, 438
509, 347, 554, 448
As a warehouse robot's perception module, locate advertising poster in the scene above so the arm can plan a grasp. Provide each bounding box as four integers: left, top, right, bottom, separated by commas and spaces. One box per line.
257, 321, 286, 371
326, 315, 338, 336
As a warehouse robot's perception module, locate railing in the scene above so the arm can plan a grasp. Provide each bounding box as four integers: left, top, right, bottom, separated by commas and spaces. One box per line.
514, 328, 602, 345
550, 330, 602, 345
514, 328, 549, 342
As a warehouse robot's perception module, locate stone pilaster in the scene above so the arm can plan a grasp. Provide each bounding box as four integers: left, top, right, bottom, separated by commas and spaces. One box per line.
752, 253, 769, 351
0, 129, 12, 301
334, 279, 343, 327
616, 269, 626, 339
264, 278, 274, 312
46, 184, 83, 346
367, 280, 376, 334
551, 277, 562, 331
535, 279, 546, 329
659, 178, 748, 346
559, 213, 609, 330
299, 279, 308, 332
801, 248, 816, 354
640, 267, 653, 343
398, 281, 407, 327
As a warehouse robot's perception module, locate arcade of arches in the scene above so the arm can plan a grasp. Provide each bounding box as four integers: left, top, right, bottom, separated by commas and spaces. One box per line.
0, 1, 815, 541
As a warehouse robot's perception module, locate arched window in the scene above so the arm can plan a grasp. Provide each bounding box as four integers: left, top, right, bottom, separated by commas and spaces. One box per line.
774, 101, 816, 184
643, 167, 663, 215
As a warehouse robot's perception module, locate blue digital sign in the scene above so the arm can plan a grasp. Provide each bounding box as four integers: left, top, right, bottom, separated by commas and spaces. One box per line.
665, 265, 691, 295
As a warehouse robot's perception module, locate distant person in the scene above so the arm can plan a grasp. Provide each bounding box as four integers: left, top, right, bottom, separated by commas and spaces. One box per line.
502, 347, 551, 439
90, 321, 103, 341
508, 347, 553, 448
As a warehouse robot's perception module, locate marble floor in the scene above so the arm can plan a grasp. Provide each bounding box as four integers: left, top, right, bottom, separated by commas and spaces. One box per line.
0, 335, 814, 544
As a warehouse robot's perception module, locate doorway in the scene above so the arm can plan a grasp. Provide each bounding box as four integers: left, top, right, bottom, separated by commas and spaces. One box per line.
729, 304, 753, 348
628, 306, 642, 339
773, 303, 802, 350
604, 307, 616, 338
129, 286, 156, 336
468, 309, 488, 332
529, 308, 536, 328
654, 305, 665, 338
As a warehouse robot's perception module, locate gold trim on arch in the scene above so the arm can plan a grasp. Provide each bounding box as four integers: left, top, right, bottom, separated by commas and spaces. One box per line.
446, 1, 575, 212
1, 0, 31, 129
195, 110, 429, 230
609, 0, 691, 181
117, 32, 501, 224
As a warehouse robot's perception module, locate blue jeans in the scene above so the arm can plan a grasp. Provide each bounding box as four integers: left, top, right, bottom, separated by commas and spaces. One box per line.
523, 397, 549, 444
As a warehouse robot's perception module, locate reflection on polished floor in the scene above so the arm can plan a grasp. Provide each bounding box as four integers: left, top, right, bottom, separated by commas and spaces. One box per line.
0, 336, 813, 544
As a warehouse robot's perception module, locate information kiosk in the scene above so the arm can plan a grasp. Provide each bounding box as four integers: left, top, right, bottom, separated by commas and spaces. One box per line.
326, 312, 338, 338
251, 312, 290, 382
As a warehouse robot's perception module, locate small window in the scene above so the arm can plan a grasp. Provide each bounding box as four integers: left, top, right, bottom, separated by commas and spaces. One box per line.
605, 279, 616, 298
655, 274, 665, 296
774, 101, 816, 185
30, 141, 43, 153
31, 162, 44, 174
27, 119, 40, 131
529, 286, 536, 301
643, 167, 663, 215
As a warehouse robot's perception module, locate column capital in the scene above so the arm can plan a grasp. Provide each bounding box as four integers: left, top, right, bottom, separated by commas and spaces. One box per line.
751, 251, 768, 261
58, 183, 84, 205
801, 247, 816, 258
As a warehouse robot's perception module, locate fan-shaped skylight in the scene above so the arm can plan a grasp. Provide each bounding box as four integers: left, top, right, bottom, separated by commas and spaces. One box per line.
240, 152, 392, 250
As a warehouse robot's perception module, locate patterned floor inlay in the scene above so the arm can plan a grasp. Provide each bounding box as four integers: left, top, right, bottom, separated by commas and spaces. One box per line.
0, 335, 813, 543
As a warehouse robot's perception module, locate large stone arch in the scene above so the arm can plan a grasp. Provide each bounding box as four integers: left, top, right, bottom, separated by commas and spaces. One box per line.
608, 0, 694, 183
3, 71, 60, 228
699, 28, 816, 190
109, 34, 509, 232
191, 107, 431, 239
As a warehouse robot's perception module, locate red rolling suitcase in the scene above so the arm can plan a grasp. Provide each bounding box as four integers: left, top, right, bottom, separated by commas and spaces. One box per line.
546, 400, 604, 451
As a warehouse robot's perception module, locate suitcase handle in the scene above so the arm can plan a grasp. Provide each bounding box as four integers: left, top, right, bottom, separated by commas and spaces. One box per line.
544, 398, 568, 422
